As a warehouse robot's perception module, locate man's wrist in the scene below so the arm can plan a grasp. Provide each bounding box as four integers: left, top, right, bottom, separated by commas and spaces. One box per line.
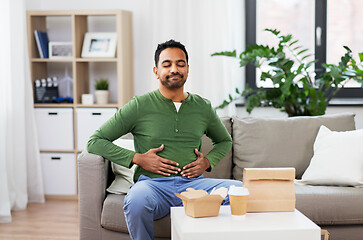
204, 157, 211, 170
132, 153, 141, 165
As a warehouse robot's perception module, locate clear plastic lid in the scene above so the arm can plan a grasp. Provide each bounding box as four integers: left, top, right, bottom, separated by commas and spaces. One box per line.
228, 185, 249, 196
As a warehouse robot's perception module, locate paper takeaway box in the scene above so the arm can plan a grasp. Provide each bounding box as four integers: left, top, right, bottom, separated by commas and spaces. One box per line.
175, 187, 227, 218
242, 167, 296, 212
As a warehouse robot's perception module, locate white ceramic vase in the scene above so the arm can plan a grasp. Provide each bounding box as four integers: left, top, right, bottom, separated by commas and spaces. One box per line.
95, 90, 109, 104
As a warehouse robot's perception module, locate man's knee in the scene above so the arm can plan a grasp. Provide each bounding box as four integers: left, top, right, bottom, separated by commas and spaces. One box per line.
227, 179, 243, 187
213, 179, 242, 189
124, 181, 156, 213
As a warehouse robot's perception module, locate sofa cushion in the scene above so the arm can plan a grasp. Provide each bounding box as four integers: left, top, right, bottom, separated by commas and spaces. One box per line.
107, 138, 135, 194
300, 125, 363, 187
101, 194, 171, 238
295, 184, 363, 225
232, 113, 356, 180
202, 117, 233, 179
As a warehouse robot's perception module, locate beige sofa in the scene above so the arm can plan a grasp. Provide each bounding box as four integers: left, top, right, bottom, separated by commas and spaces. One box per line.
78, 113, 363, 240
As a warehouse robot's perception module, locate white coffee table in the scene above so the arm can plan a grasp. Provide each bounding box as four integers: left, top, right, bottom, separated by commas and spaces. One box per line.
171, 206, 320, 240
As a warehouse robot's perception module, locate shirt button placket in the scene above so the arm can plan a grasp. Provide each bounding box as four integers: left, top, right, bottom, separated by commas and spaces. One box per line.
175, 112, 179, 135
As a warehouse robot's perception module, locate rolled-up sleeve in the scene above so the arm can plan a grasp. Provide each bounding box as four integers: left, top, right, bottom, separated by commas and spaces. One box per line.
87, 97, 139, 168
204, 107, 232, 170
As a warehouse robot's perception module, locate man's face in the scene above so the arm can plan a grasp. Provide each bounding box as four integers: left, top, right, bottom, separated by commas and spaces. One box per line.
153, 47, 189, 89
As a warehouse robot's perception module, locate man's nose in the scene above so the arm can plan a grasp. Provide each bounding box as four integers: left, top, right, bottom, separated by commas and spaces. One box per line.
170, 64, 178, 73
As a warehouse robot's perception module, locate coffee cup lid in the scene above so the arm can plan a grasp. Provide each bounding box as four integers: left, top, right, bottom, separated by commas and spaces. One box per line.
228, 185, 249, 196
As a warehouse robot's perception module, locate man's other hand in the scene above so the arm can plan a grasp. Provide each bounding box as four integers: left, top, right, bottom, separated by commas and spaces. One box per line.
181, 149, 211, 178
132, 144, 181, 176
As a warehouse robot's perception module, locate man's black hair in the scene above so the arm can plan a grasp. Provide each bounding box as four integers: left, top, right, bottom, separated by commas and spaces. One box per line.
154, 39, 189, 67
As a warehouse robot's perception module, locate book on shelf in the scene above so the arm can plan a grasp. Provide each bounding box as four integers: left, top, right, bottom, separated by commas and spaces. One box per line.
34, 30, 49, 58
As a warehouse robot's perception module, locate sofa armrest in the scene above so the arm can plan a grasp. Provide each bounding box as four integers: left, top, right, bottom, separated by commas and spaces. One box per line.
78, 151, 108, 240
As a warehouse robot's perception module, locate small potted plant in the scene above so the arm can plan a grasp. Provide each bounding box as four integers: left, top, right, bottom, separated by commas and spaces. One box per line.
94, 78, 109, 104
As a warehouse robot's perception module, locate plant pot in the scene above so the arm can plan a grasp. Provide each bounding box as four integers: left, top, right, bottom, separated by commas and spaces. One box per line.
95, 90, 109, 104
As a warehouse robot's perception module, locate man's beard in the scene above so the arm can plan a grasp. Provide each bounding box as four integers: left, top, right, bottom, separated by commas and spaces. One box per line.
160, 73, 186, 89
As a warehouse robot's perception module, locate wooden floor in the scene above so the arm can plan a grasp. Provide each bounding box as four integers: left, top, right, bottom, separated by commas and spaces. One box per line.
0, 200, 79, 240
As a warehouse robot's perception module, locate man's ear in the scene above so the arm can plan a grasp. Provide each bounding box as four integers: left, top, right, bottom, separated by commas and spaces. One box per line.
153, 66, 159, 79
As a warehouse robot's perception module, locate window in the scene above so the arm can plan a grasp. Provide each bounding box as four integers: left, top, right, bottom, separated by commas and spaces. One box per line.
256, 0, 315, 88
246, 0, 363, 98
327, 0, 363, 88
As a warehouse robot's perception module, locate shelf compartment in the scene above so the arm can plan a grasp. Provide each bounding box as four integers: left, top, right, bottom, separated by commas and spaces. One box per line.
27, 14, 73, 59
75, 62, 118, 105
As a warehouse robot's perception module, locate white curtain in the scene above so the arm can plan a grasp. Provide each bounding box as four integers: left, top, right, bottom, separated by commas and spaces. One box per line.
0, 0, 44, 223
136, 0, 245, 116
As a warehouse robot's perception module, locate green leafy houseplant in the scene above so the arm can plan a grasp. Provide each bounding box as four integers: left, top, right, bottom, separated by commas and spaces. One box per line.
212, 29, 363, 117
95, 78, 109, 90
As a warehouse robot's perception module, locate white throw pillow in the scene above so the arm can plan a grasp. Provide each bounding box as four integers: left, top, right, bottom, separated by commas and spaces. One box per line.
107, 138, 136, 194
300, 125, 363, 187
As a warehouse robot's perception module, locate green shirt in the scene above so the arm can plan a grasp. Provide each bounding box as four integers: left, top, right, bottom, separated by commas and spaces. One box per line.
87, 89, 232, 182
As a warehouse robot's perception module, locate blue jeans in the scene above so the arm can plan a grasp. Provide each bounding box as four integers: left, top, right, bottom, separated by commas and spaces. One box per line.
123, 175, 242, 240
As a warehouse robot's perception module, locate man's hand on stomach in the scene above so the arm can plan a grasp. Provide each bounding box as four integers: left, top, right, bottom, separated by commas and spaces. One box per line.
181, 149, 210, 178
132, 144, 181, 176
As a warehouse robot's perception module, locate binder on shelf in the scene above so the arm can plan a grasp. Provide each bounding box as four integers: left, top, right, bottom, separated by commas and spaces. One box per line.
34, 30, 49, 58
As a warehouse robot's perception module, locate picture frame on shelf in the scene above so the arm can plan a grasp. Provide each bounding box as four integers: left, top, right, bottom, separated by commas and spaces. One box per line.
81, 32, 117, 58
49, 42, 73, 58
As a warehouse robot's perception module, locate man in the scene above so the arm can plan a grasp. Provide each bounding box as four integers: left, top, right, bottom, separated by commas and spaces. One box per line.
87, 39, 242, 240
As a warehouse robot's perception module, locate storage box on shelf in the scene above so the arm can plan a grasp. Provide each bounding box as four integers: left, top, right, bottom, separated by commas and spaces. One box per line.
34, 108, 74, 151
40, 152, 77, 195
27, 10, 133, 199
76, 108, 117, 151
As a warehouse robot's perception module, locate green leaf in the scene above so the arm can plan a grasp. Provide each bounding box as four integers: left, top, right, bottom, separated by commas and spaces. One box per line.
358, 52, 363, 62
265, 88, 282, 99
306, 60, 316, 69
281, 34, 292, 43
265, 28, 280, 36
289, 40, 299, 46
296, 64, 304, 74
211, 50, 236, 57
95, 78, 109, 90
240, 59, 251, 67
301, 54, 313, 61
340, 54, 350, 66
297, 49, 309, 56
282, 61, 294, 74
339, 61, 344, 70
343, 46, 352, 52
269, 72, 284, 83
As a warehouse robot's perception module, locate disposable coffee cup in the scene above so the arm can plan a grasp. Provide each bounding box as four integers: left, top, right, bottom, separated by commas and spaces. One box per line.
228, 185, 249, 216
